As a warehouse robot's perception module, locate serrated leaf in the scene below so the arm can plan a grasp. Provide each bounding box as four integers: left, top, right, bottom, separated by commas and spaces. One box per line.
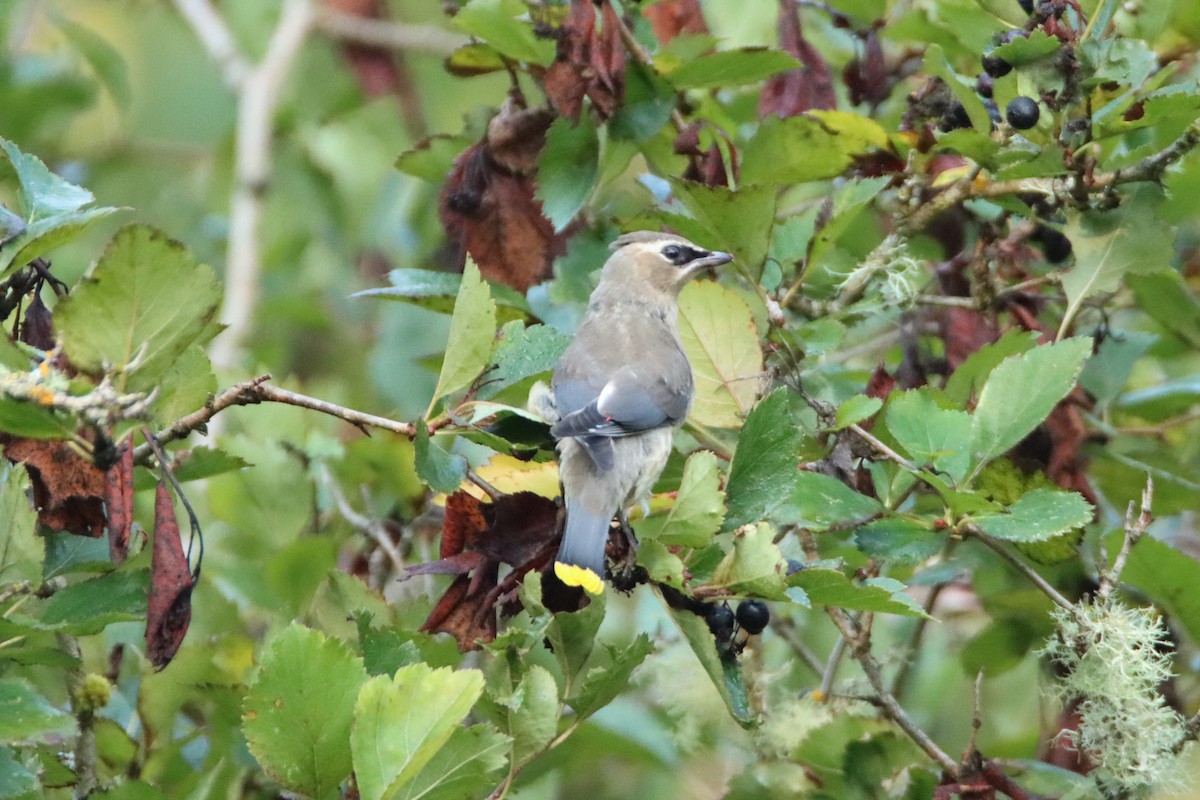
536, 116, 598, 232
0, 206, 122, 280
970, 337, 1092, 469
636, 539, 687, 587
742, 112, 890, 185
832, 395, 882, 430
854, 518, 945, 565
414, 424, 467, 494
886, 390, 972, 483
453, 0, 553, 66
544, 595, 604, 687
33, 569, 148, 634
0, 678, 76, 743
662, 602, 754, 726
394, 724, 509, 800
396, 135, 474, 183
480, 321, 569, 400
152, 343, 215, 426
775, 471, 881, 530
789, 569, 928, 617
0, 468, 38, 585
724, 389, 804, 530
430, 258, 497, 412
352, 663, 484, 800
0, 745, 38, 795
1115, 533, 1200, 646
243, 625, 368, 800
944, 330, 1039, 406
356, 269, 462, 313
56, 225, 221, 393
668, 180, 777, 276
665, 48, 798, 89
635, 451, 724, 547
710, 522, 788, 599
1060, 203, 1173, 336
677, 282, 763, 428
505, 665, 558, 764
568, 635, 654, 721
992, 29, 1061, 66
0, 137, 92, 218
974, 488, 1092, 542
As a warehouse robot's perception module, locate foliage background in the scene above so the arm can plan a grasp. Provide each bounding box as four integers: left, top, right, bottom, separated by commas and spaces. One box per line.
2, 0, 1200, 798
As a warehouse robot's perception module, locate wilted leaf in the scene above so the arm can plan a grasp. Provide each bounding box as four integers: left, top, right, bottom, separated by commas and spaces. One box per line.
759, 0, 836, 117
243, 625, 367, 799
643, 0, 709, 43
543, 0, 626, 120
677, 281, 763, 428
145, 481, 195, 669
104, 443, 133, 564
4, 437, 106, 537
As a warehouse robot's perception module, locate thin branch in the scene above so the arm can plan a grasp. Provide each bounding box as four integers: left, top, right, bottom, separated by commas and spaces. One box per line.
768, 616, 824, 676
1100, 475, 1152, 596
315, 8, 464, 56
847, 422, 920, 471
319, 464, 407, 578
818, 632, 848, 701
172, 0, 251, 88
205, 0, 317, 374
968, 527, 1076, 613
891, 581, 949, 700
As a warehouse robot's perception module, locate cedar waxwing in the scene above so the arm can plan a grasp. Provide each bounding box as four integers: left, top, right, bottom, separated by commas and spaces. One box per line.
534, 232, 733, 594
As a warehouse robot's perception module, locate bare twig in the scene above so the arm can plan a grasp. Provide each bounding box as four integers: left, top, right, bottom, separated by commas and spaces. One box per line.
768, 616, 824, 676
847, 422, 919, 471
315, 8, 464, 55
969, 527, 1076, 613
180, 0, 317, 374
1100, 475, 1153, 596
819, 632, 848, 701
964, 670, 984, 762
319, 463, 406, 577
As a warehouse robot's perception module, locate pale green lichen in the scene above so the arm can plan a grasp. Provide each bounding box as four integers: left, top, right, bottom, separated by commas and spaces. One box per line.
1040, 597, 1187, 798
836, 233, 926, 307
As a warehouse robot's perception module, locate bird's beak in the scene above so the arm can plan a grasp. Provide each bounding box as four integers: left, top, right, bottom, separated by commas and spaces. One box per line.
683, 250, 733, 280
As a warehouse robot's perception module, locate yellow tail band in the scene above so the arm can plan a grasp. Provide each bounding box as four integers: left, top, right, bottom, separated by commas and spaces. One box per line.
554, 562, 605, 595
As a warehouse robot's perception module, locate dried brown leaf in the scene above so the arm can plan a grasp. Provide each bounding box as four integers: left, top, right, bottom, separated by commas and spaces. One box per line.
146, 481, 194, 669
5, 438, 106, 537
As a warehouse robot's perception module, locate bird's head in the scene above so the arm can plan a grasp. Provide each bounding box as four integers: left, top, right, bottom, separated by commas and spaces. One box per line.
601, 231, 733, 296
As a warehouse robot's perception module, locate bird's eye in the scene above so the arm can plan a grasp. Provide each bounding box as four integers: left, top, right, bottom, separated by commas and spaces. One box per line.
662, 245, 681, 262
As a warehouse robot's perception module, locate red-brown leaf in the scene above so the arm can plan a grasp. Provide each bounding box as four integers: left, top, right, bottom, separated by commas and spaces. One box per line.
145, 481, 194, 670
759, 0, 836, 118
19, 292, 54, 350
643, 0, 709, 44
105, 444, 133, 564
843, 28, 889, 108
544, 0, 625, 121
419, 569, 499, 651
4, 438, 106, 537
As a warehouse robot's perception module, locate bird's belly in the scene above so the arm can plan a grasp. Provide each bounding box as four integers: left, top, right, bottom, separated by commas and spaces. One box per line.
557, 428, 675, 515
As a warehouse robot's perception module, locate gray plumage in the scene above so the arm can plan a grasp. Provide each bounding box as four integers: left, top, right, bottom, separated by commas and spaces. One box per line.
543, 232, 732, 593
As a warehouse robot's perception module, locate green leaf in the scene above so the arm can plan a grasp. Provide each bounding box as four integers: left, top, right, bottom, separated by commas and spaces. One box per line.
974, 488, 1092, 542
35, 569, 148, 634
1115, 533, 1200, 646
0, 397, 76, 440
0, 206, 122, 279
394, 724, 509, 800
355, 614, 422, 677
396, 135, 473, 183
0, 137, 93, 219
453, 0, 554, 66
789, 569, 928, 617
724, 389, 804, 530
444, 43, 507, 77
665, 48, 798, 89
0, 678, 76, 744
414, 423, 467, 494
923, 44, 990, 134
0, 745, 38, 795
1060, 202, 1173, 336
504, 664, 558, 764
1128, 270, 1200, 349
429, 258, 497, 411
944, 330, 1039, 406
352, 663, 484, 800
635, 451, 724, 547
676, 281, 763, 428
243, 625, 368, 800
667, 180, 777, 276
741, 112, 890, 185
662, 602, 754, 726
710, 522, 789, 599
356, 269, 462, 313
568, 635, 654, 721
56, 225, 221, 393
56, 17, 131, 109
886, 390, 972, 483
774, 472, 881, 531
1114, 375, 1200, 421
832, 395, 882, 430
544, 596, 604, 688
636, 539, 687, 587
991, 29, 1061, 66
854, 518, 945, 565
536, 116, 598, 232
608, 61, 675, 142
0, 467, 38, 586
480, 322, 569, 400
970, 337, 1092, 469
152, 343, 216, 426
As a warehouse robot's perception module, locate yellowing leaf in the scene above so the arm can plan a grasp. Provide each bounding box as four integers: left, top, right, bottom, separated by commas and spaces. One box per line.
678, 281, 763, 428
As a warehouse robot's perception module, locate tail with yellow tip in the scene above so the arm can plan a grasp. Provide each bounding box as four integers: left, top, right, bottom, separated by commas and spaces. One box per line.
555, 501, 609, 595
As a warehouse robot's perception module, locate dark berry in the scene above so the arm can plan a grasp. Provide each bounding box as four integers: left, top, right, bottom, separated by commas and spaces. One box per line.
735, 600, 770, 636
706, 603, 735, 640
1034, 226, 1073, 262
975, 73, 994, 99
1006, 96, 1040, 129
1018, 0, 1034, 12
982, 53, 1012, 78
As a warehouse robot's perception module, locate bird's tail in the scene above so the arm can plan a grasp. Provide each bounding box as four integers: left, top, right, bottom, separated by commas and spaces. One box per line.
555, 499, 610, 595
